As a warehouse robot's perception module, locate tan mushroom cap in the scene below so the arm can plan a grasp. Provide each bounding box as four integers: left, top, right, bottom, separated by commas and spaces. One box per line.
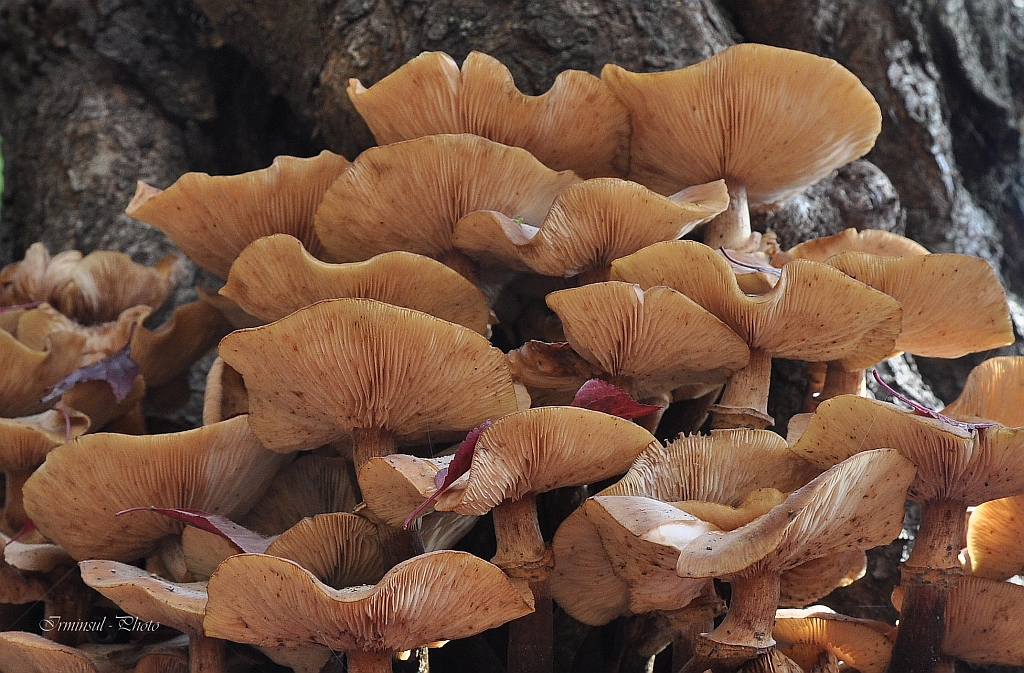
942, 356, 1024, 427
204, 550, 534, 652
611, 241, 901, 368
964, 495, 1024, 580
0, 243, 178, 324
15, 302, 150, 359
222, 234, 492, 334
505, 340, 602, 406
772, 608, 893, 673
938, 574, 1024, 665
130, 301, 232, 389
451, 178, 728, 277
781, 227, 929, 263
263, 513, 386, 590
825, 252, 1012, 358
0, 327, 84, 417
790, 395, 1024, 504
3, 536, 73, 573
240, 454, 358, 536
347, 50, 630, 178
0, 409, 89, 472
606, 429, 820, 503
79, 560, 206, 636
313, 134, 579, 265
61, 376, 147, 433
125, 151, 352, 278
777, 550, 866, 608
673, 488, 787, 532
545, 282, 749, 398
22, 416, 288, 561
552, 496, 716, 625
219, 298, 518, 453
601, 43, 881, 202
672, 449, 914, 579
435, 406, 659, 515
202, 356, 249, 425
0, 632, 101, 673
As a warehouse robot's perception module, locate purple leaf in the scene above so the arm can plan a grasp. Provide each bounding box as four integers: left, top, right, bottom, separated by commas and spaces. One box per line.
719, 247, 782, 277
871, 370, 995, 431
41, 329, 140, 404
571, 379, 663, 420
116, 506, 272, 553
402, 420, 492, 530
0, 301, 42, 314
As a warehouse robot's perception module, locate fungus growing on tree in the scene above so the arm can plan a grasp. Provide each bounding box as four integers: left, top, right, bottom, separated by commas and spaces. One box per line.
602, 43, 881, 250
347, 50, 630, 178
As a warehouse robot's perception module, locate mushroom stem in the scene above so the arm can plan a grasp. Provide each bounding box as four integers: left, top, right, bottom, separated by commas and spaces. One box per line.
887, 498, 965, 673
352, 428, 425, 568
818, 362, 866, 402
801, 362, 828, 412
2, 469, 31, 533
346, 649, 394, 673
492, 495, 554, 673
702, 180, 751, 251
189, 634, 226, 673
711, 348, 774, 429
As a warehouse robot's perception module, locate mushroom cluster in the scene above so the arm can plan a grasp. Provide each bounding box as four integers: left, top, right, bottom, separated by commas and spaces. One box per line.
3, 43, 1023, 673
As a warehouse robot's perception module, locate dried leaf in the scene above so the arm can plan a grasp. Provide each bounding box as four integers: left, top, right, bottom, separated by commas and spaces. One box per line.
116, 506, 272, 553
41, 331, 140, 404
570, 379, 663, 419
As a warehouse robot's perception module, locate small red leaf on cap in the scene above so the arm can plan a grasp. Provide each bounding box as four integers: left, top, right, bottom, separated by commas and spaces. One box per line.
116, 506, 272, 553
570, 378, 663, 420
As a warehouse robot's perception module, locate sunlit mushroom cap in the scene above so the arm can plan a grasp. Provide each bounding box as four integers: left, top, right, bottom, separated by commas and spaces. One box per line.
204, 550, 534, 652
0, 409, 88, 477
942, 356, 1024, 427
790, 395, 1024, 504
22, 416, 288, 561
0, 327, 84, 417
219, 298, 518, 453
0, 632, 102, 673
780, 227, 929, 263
451, 179, 728, 277
347, 51, 630, 178
672, 449, 914, 579
964, 495, 1024, 579
551, 496, 715, 625
79, 560, 206, 636
825, 252, 1012, 358
773, 608, 893, 673
125, 151, 352, 278
0, 243, 178, 324
545, 282, 749, 398
222, 234, 492, 334
611, 241, 901, 368
313, 134, 579, 264
601, 43, 881, 202
435, 406, 659, 515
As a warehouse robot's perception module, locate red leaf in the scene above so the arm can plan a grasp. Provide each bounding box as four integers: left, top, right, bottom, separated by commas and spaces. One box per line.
116, 507, 272, 553
571, 379, 663, 420
8, 519, 37, 545
871, 370, 995, 431
402, 419, 492, 530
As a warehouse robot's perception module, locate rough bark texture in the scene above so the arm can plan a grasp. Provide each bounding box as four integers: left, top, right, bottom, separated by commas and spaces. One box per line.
2, 1, 1023, 671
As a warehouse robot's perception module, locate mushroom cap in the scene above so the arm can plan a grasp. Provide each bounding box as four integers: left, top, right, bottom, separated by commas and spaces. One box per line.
601, 43, 881, 202
435, 406, 660, 515
3, 537, 73, 573
777, 550, 866, 608
79, 560, 206, 636
606, 429, 820, 503
545, 282, 749, 398
15, 302, 150, 358
201, 356, 248, 425
204, 550, 534, 652
551, 496, 715, 625
673, 449, 914, 579
790, 395, 1024, 504
0, 243, 178, 324
825, 252, 1013, 358
781, 227, 929, 263
22, 415, 288, 561
939, 574, 1024, 665
451, 178, 728, 276
610, 240, 901, 368
125, 151, 352, 278
222, 234, 492, 334
505, 340, 602, 405
219, 298, 518, 452
347, 50, 630, 178
0, 632, 101, 673
263, 513, 386, 590
357, 453, 451, 527
772, 608, 893, 673
942, 356, 1024, 427
131, 300, 232, 389
313, 134, 579, 264
0, 409, 89, 472
240, 454, 358, 536
964, 495, 1024, 580
0, 326, 84, 417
